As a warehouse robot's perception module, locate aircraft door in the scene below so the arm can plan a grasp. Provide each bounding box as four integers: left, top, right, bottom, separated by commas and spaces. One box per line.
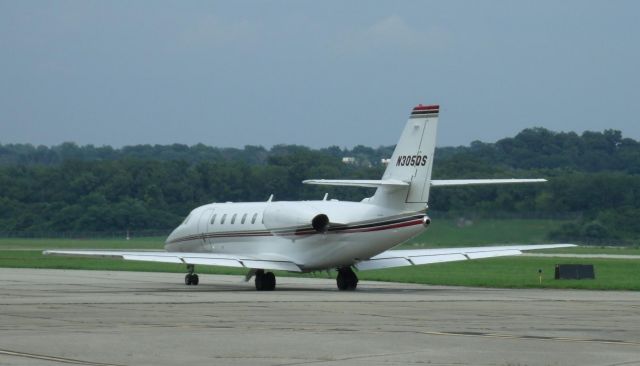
196, 208, 215, 250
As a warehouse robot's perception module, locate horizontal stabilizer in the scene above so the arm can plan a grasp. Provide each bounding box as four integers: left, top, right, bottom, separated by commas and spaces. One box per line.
304, 179, 545, 189
355, 244, 575, 271
302, 179, 409, 188
431, 179, 547, 187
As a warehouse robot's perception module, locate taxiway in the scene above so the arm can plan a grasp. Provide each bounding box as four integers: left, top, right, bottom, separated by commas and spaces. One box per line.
1, 268, 639, 365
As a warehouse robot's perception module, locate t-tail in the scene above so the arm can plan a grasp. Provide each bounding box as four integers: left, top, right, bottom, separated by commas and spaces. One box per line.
303, 104, 438, 211
371, 104, 439, 211
303, 104, 546, 212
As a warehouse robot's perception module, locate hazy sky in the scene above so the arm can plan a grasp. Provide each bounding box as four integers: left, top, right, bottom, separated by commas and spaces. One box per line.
1, 1, 638, 148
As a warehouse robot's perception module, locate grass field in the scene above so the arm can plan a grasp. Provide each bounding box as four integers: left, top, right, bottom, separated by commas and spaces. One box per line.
401, 218, 568, 247
0, 237, 165, 250
1, 219, 638, 290
1, 250, 638, 290
361, 257, 640, 290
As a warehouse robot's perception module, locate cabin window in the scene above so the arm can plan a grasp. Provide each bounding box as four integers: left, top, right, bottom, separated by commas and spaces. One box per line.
210, 214, 217, 225
251, 213, 258, 224
221, 214, 227, 224
241, 213, 247, 224
231, 213, 237, 224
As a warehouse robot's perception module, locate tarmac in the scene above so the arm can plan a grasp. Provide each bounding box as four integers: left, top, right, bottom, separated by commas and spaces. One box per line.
1, 268, 639, 366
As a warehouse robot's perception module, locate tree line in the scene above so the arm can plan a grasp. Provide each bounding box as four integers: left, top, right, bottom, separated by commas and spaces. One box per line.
1, 127, 639, 244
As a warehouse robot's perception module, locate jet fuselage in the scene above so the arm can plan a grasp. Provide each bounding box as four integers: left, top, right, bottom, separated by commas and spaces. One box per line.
165, 200, 429, 271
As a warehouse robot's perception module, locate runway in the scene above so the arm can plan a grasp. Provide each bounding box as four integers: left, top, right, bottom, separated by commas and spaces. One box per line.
1, 268, 639, 366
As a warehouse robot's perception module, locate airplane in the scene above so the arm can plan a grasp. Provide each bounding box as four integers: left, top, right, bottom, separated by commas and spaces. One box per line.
44, 104, 574, 291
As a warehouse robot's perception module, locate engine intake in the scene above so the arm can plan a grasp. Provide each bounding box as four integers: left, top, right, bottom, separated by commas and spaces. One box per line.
312, 214, 330, 233
262, 202, 332, 236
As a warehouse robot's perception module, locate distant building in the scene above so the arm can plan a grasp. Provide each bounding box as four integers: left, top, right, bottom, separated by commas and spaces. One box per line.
341, 157, 356, 164
381, 158, 391, 165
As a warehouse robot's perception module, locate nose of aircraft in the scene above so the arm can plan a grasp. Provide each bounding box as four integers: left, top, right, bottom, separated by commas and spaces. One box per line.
164, 227, 179, 247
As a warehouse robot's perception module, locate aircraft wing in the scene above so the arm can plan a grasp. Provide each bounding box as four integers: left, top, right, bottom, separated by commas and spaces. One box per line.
42, 250, 303, 272
354, 244, 575, 270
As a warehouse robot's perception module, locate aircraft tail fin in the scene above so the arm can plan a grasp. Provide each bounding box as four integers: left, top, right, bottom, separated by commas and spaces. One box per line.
304, 104, 548, 211
370, 104, 439, 211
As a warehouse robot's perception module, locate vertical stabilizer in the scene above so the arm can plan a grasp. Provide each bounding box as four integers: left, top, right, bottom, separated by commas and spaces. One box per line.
371, 104, 439, 211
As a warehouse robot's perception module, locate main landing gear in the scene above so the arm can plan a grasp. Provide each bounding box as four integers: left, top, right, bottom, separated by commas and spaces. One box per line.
184, 264, 199, 286
254, 269, 276, 291
336, 267, 358, 291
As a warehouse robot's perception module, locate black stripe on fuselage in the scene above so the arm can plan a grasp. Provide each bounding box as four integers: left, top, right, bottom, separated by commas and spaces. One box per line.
287, 214, 425, 236
166, 213, 426, 244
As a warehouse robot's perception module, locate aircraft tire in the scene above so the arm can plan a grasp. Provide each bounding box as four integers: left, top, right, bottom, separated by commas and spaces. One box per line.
255, 270, 265, 291
347, 276, 358, 290
337, 267, 358, 291
336, 273, 348, 290
264, 272, 276, 291
184, 273, 199, 286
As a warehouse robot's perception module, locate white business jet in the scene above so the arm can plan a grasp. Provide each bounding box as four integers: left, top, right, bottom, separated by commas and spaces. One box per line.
45, 104, 573, 290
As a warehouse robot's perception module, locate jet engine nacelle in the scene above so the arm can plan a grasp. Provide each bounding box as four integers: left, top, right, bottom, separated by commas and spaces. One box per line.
263, 202, 330, 234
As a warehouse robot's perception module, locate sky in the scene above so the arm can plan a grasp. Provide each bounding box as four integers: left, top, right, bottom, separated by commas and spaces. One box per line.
1, 1, 639, 148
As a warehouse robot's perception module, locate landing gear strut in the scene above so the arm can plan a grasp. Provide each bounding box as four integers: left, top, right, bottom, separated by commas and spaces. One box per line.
254, 269, 276, 291
184, 264, 199, 286
336, 267, 358, 291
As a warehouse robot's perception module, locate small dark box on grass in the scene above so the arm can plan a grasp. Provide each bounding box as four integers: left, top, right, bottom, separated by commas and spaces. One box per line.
554, 264, 596, 280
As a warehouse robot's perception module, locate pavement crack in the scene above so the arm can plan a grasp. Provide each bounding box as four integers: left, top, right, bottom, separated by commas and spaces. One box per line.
0, 348, 126, 366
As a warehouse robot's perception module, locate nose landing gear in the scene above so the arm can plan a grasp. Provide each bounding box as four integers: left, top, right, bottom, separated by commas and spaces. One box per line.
184, 264, 199, 286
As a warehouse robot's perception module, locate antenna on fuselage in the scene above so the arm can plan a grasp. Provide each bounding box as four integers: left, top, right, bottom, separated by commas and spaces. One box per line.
267, 194, 274, 202
322, 193, 328, 201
